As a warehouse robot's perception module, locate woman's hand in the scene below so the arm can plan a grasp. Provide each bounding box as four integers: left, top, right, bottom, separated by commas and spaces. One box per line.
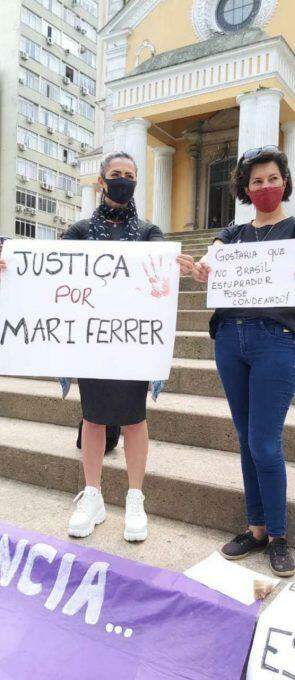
0, 260, 7, 275
192, 255, 211, 283
176, 254, 195, 277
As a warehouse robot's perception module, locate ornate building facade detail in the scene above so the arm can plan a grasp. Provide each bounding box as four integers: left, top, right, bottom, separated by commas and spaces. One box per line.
192, 0, 278, 41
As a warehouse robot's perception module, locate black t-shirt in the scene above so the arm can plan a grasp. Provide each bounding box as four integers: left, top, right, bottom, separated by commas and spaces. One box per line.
209, 216, 295, 338
62, 218, 164, 242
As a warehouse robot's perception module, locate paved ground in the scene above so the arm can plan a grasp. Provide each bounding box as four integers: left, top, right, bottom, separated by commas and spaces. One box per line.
0, 475, 292, 584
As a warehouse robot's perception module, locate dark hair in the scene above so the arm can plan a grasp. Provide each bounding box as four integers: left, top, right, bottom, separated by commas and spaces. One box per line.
231, 150, 293, 204
100, 151, 137, 178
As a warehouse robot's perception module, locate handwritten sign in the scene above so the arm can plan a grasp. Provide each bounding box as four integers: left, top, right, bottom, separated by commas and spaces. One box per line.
207, 239, 295, 309
247, 582, 295, 680
0, 239, 180, 380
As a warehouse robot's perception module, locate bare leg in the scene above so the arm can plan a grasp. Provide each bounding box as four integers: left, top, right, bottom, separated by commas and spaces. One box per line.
82, 419, 106, 488
123, 420, 149, 489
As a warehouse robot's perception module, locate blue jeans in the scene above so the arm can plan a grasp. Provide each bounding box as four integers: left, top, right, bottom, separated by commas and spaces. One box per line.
215, 318, 295, 537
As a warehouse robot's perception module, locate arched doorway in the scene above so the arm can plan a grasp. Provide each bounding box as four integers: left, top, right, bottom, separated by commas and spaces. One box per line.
207, 157, 236, 229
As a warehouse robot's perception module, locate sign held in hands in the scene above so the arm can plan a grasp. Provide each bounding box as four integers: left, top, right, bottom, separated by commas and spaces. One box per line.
0, 239, 180, 381
207, 239, 295, 309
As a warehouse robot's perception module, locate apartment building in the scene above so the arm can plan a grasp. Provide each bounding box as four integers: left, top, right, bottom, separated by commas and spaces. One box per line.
0, 0, 99, 239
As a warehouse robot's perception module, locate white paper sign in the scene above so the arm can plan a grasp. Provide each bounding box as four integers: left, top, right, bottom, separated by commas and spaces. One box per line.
207, 239, 295, 309
184, 552, 279, 606
247, 582, 295, 679
0, 239, 180, 380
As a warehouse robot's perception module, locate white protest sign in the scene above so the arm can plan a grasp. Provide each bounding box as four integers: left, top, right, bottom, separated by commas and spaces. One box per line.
207, 239, 295, 309
184, 552, 279, 606
247, 582, 295, 680
0, 239, 180, 380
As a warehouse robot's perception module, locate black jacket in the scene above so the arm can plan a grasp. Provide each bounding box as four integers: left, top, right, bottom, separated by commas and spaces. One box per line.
62, 218, 164, 241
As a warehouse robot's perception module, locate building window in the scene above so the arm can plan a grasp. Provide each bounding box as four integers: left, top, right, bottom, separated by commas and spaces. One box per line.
79, 72, 96, 95
36, 224, 56, 239
17, 127, 38, 151
38, 196, 57, 213
59, 116, 75, 137
15, 219, 36, 238
38, 166, 57, 186
20, 36, 41, 62
59, 146, 76, 164
18, 97, 39, 121
41, 49, 61, 75
61, 90, 77, 112
21, 6, 42, 33
20, 68, 40, 92
34, 0, 62, 16
16, 188, 37, 209
41, 78, 60, 103
39, 136, 58, 158
64, 64, 77, 84
76, 126, 94, 147
216, 0, 261, 32
17, 158, 38, 180
207, 157, 236, 229
58, 173, 76, 193
40, 108, 59, 130
79, 48, 96, 69
79, 99, 94, 121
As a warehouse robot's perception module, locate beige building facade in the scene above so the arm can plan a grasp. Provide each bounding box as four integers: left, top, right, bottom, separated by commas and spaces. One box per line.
80, 0, 295, 233
0, 0, 100, 239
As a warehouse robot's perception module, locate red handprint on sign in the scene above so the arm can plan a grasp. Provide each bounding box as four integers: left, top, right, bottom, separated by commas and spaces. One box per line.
141, 255, 172, 298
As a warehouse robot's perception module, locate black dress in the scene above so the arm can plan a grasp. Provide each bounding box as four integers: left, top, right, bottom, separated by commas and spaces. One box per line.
62, 217, 164, 425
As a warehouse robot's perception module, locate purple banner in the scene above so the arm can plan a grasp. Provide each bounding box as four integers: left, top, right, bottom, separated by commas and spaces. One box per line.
0, 523, 259, 680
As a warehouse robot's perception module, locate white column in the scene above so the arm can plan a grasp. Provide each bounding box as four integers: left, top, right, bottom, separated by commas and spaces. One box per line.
236, 89, 283, 224
125, 118, 151, 219
113, 120, 129, 151
108, 117, 150, 218
152, 146, 175, 233
282, 121, 295, 217
81, 184, 97, 219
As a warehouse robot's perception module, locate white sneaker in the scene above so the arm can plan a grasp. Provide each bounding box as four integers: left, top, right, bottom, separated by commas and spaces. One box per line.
68, 486, 106, 538
124, 489, 148, 542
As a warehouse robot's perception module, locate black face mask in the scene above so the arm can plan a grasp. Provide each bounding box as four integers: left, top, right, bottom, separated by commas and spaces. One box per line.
104, 177, 136, 205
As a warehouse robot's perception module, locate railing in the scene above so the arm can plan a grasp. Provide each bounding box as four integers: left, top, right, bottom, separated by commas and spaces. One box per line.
109, 38, 295, 113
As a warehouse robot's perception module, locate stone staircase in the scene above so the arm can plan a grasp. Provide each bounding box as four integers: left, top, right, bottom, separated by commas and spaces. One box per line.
0, 228, 294, 545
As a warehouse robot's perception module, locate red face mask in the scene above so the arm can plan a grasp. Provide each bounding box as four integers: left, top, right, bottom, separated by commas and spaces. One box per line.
248, 185, 285, 213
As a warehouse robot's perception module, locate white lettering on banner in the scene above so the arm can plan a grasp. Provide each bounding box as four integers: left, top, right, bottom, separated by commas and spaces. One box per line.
18, 542, 57, 596
247, 583, 295, 679
207, 240, 295, 309
44, 552, 76, 611
62, 561, 109, 625
0, 240, 181, 381
0, 534, 28, 587
0, 534, 110, 628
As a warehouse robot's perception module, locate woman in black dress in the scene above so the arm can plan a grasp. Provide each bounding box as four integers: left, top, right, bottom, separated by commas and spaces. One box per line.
62, 151, 192, 542
191, 148, 295, 576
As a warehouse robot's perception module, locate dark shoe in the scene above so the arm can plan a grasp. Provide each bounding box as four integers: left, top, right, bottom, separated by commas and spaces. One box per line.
221, 530, 269, 560
266, 538, 295, 577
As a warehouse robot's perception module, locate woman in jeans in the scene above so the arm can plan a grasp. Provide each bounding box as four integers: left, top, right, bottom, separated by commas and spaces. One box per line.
192, 148, 295, 576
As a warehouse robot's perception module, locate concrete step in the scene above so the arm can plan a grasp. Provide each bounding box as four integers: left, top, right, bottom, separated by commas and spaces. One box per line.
166, 230, 220, 241
177, 310, 211, 331
0, 422, 294, 545
174, 331, 214, 359
0, 379, 294, 461
168, 359, 223, 397
1, 476, 285, 579
179, 277, 206, 292
179, 291, 207, 310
